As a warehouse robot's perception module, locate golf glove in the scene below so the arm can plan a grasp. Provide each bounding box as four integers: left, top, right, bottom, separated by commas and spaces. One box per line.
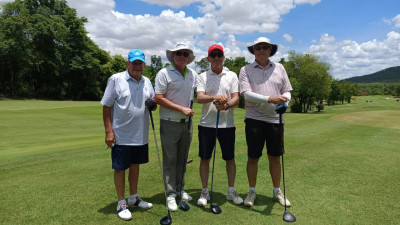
275, 102, 288, 114
145, 99, 157, 111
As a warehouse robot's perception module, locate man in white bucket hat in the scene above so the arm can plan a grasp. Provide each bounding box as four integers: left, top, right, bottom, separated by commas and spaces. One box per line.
155, 42, 198, 211
238, 37, 293, 208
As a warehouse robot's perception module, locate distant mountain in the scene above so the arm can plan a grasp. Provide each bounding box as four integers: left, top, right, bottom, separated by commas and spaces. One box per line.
342, 66, 400, 83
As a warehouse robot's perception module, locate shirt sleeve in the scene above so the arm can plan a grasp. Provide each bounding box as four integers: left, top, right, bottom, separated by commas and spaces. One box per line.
239, 66, 251, 96
100, 76, 117, 107
155, 69, 168, 94
197, 72, 206, 92
231, 72, 239, 94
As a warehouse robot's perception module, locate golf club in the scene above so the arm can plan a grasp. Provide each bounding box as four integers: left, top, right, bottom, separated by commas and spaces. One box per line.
210, 109, 222, 214
147, 103, 172, 225
177, 100, 194, 211
279, 112, 296, 223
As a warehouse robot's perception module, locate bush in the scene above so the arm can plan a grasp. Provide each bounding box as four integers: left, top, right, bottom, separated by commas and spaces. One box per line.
290, 102, 302, 113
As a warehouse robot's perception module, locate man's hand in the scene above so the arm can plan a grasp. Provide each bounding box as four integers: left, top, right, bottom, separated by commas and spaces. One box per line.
213, 95, 228, 105
275, 102, 288, 114
181, 107, 194, 117
213, 100, 226, 111
269, 95, 288, 105
105, 130, 115, 148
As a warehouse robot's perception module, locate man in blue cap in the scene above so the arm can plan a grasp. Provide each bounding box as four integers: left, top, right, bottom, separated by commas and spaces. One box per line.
101, 49, 156, 221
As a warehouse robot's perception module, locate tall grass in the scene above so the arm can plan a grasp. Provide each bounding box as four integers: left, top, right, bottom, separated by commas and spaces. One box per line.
0, 96, 399, 224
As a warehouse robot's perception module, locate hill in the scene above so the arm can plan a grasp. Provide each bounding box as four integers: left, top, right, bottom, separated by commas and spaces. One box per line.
342, 66, 400, 83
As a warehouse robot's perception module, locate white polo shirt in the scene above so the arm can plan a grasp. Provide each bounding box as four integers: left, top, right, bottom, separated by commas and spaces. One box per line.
101, 71, 155, 145
197, 67, 238, 128
239, 61, 292, 123
155, 65, 198, 121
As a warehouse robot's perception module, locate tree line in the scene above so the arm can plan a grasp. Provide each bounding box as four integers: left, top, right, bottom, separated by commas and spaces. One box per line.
1, 0, 361, 112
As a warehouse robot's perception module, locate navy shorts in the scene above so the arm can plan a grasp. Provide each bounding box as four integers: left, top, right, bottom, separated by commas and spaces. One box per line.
111, 144, 149, 170
198, 125, 235, 161
245, 118, 284, 158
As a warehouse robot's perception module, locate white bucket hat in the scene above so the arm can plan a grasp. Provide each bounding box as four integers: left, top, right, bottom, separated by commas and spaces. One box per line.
247, 37, 278, 57
166, 42, 195, 64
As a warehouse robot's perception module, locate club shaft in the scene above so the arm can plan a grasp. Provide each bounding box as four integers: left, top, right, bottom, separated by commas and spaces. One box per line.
149, 111, 171, 216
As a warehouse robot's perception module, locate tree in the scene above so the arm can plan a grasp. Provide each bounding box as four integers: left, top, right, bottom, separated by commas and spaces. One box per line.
223, 56, 249, 108
0, 0, 112, 100
284, 51, 332, 113
194, 57, 209, 74
149, 55, 162, 85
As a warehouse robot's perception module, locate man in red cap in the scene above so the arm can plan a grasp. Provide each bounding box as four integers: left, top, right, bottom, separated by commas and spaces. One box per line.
196, 44, 243, 206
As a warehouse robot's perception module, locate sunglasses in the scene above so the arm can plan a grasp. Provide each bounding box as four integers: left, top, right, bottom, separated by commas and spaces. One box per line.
174, 51, 190, 57
254, 44, 271, 51
209, 52, 224, 58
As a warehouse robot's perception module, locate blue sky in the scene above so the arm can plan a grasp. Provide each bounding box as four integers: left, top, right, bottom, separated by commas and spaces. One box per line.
3, 0, 398, 79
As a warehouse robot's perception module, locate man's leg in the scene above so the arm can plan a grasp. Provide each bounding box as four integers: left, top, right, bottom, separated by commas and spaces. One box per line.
268, 155, 281, 188
244, 157, 259, 206
200, 159, 211, 189
247, 157, 259, 188
226, 159, 236, 187
114, 170, 126, 200
128, 164, 139, 195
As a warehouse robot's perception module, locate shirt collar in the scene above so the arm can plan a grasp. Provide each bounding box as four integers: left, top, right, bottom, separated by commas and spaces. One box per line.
209, 66, 228, 76
252, 61, 274, 69
124, 70, 144, 83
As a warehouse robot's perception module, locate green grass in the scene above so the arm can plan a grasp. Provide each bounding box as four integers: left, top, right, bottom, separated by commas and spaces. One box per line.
1, 96, 400, 225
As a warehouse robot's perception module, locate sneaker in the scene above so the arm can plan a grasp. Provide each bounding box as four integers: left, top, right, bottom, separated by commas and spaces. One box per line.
167, 196, 178, 211
197, 190, 210, 206
117, 203, 132, 221
273, 190, 291, 207
244, 190, 256, 207
181, 191, 193, 201
128, 196, 153, 209
226, 191, 243, 205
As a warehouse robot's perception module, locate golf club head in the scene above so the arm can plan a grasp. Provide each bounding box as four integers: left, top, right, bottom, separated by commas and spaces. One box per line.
283, 210, 296, 222
210, 204, 222, 214
179, 201, 190, 211
160, 214, 172, 225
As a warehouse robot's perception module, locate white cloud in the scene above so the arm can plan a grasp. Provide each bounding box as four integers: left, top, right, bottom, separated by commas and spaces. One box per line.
307, 31, 400, 79
138, 0, 200, 8
392, 14, 400, 28
283, 34, 293, 42
294, 0, 321, 5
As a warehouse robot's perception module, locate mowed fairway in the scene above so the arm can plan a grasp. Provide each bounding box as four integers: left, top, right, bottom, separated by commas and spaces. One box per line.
1, 96, 399, 225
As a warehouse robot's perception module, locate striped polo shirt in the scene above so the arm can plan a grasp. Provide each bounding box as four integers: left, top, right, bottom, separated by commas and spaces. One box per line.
239, 61, 292, 123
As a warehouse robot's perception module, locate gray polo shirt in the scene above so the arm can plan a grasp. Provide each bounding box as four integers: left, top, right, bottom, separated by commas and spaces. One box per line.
155, 65, 198, 121
101, 71, 155, 145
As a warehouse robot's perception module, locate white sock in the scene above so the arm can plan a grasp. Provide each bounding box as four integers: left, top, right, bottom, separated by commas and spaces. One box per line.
117, 199, 126, 208
249, 187, 256, 193
273, 187, 280, 195
202, 188, 209, 193
129, 193, 138, 200
228, 187, 235, 194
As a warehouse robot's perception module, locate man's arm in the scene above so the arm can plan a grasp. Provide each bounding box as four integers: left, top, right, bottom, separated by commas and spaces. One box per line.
103, 106, 115, 148
155, 94, 194, 117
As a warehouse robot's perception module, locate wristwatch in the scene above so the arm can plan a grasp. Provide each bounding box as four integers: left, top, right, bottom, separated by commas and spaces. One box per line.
225, 103, 230, 111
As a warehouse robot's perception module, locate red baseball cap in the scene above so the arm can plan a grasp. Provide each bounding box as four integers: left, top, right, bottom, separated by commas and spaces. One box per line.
208, 44, 224, 55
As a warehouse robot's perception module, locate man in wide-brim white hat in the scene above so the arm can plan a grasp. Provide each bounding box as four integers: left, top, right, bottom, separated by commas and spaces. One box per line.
238, 37, 293, 209
154, 42, 198, 211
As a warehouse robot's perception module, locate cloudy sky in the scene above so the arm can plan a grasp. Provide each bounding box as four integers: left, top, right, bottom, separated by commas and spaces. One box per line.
2, 0, 400, 79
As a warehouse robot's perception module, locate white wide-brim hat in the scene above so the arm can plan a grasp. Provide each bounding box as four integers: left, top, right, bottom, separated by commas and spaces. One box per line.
247, 37, 278, 57
166, 43, 195, 64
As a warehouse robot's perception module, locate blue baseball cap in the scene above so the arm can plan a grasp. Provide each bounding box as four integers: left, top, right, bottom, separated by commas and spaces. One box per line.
128, 49, 145, 62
